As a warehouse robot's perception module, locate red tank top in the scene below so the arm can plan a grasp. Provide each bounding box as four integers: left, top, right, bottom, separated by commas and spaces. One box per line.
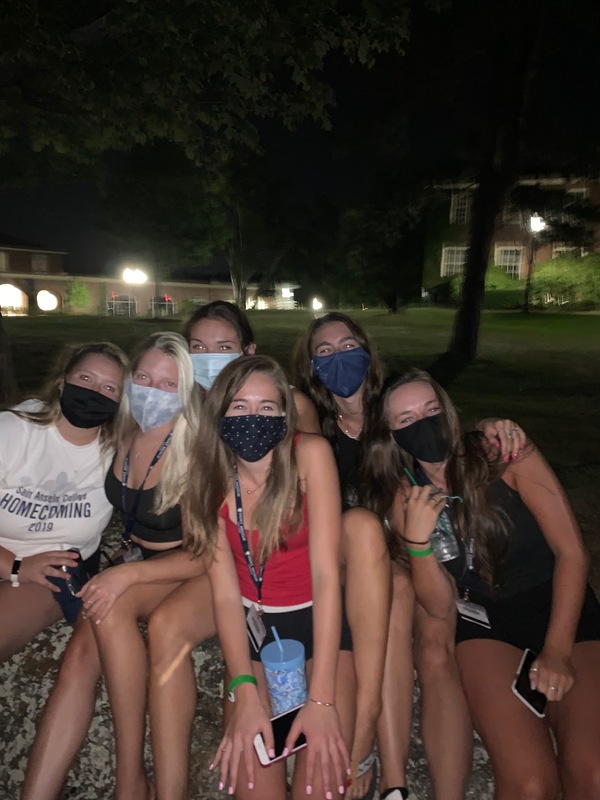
219, 493, 311, 607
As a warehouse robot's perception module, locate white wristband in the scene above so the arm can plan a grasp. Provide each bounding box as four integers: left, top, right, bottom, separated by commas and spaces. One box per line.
10, 557, 23, 588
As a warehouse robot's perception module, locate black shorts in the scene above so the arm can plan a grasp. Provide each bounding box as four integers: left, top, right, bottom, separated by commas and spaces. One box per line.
247, 602, 353, 662
456, 579, 600, 653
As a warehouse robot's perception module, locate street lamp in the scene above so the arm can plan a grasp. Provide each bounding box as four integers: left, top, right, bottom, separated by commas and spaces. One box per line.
122, 267, 148, 285
524, 213, 546, 313
312, 298, 323, 311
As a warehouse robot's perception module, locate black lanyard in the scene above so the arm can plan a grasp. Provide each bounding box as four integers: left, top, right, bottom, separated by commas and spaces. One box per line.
120, 433, 172, 546
233, 464, 265, 608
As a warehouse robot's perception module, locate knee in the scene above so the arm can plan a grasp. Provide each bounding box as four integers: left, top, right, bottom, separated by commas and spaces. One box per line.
59, 626, 101, 682
501, 770, 559, 800
414, 634, 455, 678
342, 508, 389, 563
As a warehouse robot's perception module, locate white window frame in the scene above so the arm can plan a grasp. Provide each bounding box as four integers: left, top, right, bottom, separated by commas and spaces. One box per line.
552, 244, 586, 259
449, 192, 472, 225
31, 254, 48, 273
494, 245, 524, 278
441, 246, 468, 277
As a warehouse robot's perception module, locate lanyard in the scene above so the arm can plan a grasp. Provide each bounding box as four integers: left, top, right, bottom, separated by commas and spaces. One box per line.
120, 433, 172, 546
233, 464, 265, 609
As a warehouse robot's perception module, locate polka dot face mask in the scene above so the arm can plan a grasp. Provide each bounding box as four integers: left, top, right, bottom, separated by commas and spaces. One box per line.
218, 414, 287, 462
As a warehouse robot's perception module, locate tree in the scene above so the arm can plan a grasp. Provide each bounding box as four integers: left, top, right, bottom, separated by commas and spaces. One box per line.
0, 0, 416, 400
65, 277, 91, 310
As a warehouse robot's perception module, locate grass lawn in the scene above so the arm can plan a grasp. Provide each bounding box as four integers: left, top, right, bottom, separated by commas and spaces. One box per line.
4, 307, 600, 584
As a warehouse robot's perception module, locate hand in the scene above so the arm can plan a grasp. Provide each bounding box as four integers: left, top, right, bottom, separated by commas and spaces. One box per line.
210, 692, 273, 794
404, 485, 446, 545
479, 418, 526, 463
77, 564, 133, 623
18, 550, 81, 591
528, 647, 575, 702
288, 700, 350, 798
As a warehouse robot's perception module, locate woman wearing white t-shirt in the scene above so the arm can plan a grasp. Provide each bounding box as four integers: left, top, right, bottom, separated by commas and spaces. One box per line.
0, 341, 128, 662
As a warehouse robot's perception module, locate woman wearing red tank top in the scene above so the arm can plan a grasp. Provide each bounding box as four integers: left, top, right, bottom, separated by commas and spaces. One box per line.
185, 355, 352, 800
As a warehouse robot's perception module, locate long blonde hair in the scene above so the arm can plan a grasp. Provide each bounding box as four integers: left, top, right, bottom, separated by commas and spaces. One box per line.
116, 332, 202, 514
184, 355, 302, 561
9, 341, 128, 457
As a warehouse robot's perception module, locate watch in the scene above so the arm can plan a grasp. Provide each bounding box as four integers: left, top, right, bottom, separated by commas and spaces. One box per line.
10, 557, 23, 588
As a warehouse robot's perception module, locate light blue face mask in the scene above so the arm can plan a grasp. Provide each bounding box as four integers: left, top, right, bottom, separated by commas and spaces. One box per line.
189, 352, 240, 390
126, 379, 182, 432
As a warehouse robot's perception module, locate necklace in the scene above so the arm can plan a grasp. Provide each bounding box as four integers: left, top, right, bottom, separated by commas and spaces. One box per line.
238, 467, 270, 495
338, 413, 362, 440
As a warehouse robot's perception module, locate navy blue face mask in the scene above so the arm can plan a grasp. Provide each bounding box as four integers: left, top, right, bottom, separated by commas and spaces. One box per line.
311, 347, 371, 398
219, 414, 288, 462
392, 414, 450, 463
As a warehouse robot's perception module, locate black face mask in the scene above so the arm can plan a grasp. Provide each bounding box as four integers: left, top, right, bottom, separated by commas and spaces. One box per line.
219, 414, 287, 462
59, 383, 120, 429
392, 414, 450, 463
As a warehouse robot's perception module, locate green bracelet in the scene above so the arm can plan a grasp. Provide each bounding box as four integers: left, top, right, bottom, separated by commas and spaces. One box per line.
227, 674, 258, 702
406, 544, 434, 557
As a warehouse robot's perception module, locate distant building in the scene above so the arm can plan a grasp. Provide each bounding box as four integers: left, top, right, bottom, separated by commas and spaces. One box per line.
422, 177, 600, 294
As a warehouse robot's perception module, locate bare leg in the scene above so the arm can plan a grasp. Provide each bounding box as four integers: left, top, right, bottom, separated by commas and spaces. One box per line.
148, 575, 216, 800
377, 563, 415, 796
456, 639, 559, 800
220, 665, 287, 800
0, 582, 62, 662
92, 581, 181, 800
292, 652, 356, 800
413, 605, 472, 800
341, 508, 392, 799
549, 641, 600, 800
21, 617, 101, 800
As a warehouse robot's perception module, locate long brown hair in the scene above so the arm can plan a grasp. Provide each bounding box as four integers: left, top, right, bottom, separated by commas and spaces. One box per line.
9, 341, 128, 456
182, 300, 255, 352
184, 355, 302, 561
293, 312, 384, 444
360, 368, 509, 587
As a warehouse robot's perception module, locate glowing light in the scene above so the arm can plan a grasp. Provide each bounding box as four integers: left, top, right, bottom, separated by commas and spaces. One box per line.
530, 213, 546, 234
312, 298, 323, 311
37, 290, 58, 311
281, 287, 293, 298
0, 283, 25, 309
123, 267, 148, 285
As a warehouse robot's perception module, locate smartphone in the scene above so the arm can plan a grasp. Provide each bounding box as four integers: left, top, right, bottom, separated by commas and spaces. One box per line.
511, 648, 547, 718
253, 704, 307, 766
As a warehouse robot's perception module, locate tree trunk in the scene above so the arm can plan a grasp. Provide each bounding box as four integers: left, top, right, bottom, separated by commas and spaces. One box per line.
229, 204, 247, 308
448, 0, 545, 364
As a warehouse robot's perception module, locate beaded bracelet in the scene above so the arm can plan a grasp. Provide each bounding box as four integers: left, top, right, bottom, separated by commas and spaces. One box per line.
227, 674, 258, 702
309, 697, 335, 707
406, 545, 434, 557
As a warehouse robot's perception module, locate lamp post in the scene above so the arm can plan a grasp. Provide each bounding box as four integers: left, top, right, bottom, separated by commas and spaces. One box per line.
122, 266, 148, 317
524, 213, 546, 313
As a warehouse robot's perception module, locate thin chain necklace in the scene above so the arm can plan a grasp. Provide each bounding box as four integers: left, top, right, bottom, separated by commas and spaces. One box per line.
238, 467, 270, 495
338, 413, 362, 440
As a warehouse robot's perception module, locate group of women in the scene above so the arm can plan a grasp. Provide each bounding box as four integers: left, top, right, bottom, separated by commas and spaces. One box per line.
1, 303, 599, 800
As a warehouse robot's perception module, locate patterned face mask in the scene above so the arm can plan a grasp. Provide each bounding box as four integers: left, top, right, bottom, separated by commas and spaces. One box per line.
126, 379, 182, 432
311, 347, 371, 398
189, 352, 240, 390
218, 414, 287, 462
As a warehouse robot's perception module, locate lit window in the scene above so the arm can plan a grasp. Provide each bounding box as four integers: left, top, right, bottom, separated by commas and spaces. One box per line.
495, 246, 524, 278
552, 244, 585, 259
441, 246, 468, 277
31, 254, 48, 273
449, 192, 472, 224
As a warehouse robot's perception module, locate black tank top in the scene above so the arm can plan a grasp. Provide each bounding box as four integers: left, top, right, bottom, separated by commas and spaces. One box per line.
105, 467, 182, 544
444, 479, 555, 599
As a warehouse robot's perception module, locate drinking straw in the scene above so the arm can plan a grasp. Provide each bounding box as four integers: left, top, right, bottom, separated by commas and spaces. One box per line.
271, 626, 284, 656
403, 467, 418, 486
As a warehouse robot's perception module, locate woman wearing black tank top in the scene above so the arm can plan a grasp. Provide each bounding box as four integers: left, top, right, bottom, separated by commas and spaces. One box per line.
296, 314, 525, 800
371, 369, 600, 800
22, 333, 203, 800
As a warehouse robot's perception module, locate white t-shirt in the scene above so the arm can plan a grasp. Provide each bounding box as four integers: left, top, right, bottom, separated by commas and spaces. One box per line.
0, 401, 114, 560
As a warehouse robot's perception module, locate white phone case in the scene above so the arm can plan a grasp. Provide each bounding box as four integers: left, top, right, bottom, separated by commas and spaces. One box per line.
511, 648, 546, 718
253, 704, 307, 766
